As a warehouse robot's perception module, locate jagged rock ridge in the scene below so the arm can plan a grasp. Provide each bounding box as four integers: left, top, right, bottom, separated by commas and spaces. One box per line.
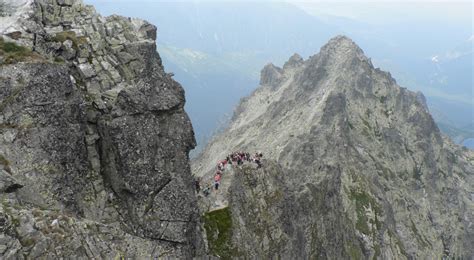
193, 36, 474, 258
1, 0, 203, 258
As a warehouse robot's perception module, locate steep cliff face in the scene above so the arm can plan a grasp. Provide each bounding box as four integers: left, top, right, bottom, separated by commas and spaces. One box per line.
194, 36, 474, 258
1, 0, 203, 258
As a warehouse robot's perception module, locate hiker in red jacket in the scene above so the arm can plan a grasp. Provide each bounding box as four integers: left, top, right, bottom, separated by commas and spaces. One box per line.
214, 173, 221, 190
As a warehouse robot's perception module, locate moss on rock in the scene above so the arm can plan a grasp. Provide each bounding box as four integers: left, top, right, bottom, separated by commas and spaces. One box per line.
51, 31, 88, 50
350, 190, 381, 236
202, 207, 239, 259
0, 154, 12, 174
0, 38, 44, 64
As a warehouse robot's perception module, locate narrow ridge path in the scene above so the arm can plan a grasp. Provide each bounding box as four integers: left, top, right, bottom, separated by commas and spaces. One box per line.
196, 152, 263, 212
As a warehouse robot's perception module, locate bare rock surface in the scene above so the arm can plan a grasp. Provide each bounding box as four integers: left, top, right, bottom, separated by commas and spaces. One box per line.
1, 0, 204, 258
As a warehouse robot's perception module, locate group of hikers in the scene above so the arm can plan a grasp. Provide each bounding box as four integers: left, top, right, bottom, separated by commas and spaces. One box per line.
195, 151, 264, 197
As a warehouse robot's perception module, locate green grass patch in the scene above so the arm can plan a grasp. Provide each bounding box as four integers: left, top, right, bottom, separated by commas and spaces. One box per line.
352, 191, 371, 235
51, 31, 88, 50
0, 154, 10, 166
10, 216, 20, 227
348, 243, 363, 260
3, 41, 25, 53
350, 190, 382, 236
0, 154, 12, 174
54, 56, 65, 63
19, 237, 36, 247
0, 37, 43, 64
202, 207, 239, 259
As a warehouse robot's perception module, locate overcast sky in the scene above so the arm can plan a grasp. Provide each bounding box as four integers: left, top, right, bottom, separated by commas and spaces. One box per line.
295, 1, 472, 24
85, 0, 472, 25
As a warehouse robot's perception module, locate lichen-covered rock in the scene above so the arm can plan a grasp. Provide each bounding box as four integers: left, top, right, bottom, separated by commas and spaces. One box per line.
194, 36, 474, 258
1, 0, 204, 258
0, 200, 192, 259
0, 63, 89, 213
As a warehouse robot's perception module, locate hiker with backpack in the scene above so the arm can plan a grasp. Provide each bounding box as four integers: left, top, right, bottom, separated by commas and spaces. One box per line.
202, 151, 264, 196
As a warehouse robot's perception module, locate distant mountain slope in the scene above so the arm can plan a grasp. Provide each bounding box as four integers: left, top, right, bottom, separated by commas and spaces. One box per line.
437, 122, 474, 145
193, 36, 474, 258
87, 1, 342, 149
89, 1, 473, 150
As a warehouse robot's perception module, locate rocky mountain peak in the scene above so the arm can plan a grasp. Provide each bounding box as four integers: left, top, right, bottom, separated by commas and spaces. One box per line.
321, 35, 363, 54
193, 36, 474, 258
306, 35, 371, 70
283, 53, 304, 70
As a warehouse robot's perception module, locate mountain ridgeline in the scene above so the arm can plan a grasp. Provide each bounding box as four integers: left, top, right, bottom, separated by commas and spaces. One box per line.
193, 36, 474, 258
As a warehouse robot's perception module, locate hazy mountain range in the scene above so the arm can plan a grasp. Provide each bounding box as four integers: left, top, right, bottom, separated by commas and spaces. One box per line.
1, 0, 473, 258
87, 1, 473, 151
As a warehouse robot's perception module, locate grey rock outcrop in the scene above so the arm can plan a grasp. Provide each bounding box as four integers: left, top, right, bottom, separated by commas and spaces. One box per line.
0, 170, 22, 194
260, 63, 283, 86
226, 160, 295, 257
282, 53, 304, 70
193, 35, 474, 258
1, 0, 203, 258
